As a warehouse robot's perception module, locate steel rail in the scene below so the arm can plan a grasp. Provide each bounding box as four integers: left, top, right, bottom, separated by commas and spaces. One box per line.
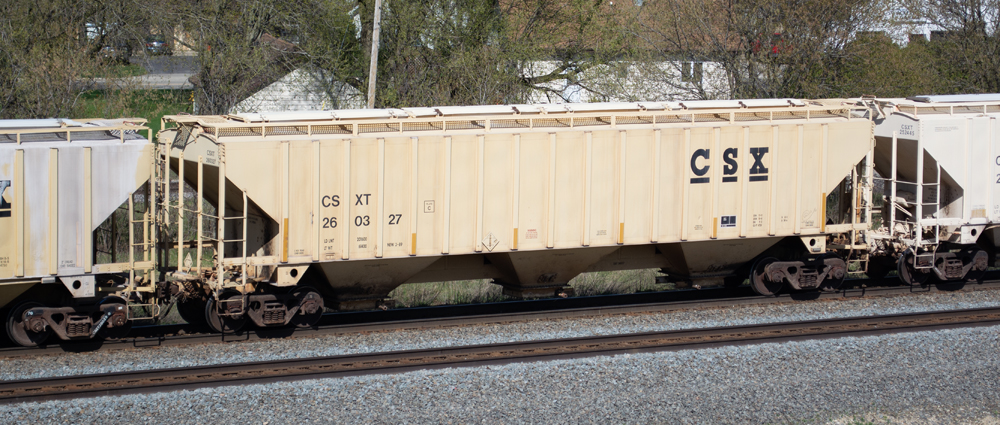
2, 306, 999, 405
2, 279, 999, 358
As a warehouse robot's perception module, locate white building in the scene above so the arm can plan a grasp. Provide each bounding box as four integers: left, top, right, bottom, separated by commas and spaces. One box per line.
231, 68, 364, 114
234, 59, 730, 114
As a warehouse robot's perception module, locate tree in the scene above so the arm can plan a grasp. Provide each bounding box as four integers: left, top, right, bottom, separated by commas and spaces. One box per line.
160, 0, 632, 113
293, 0, 364, 109
351, 0, 633, 107
0, 0, 147, 118
632, 0, 889, 99
156, 0, 313, 114
901, 0, 1000, 93
825, 32, 949, 97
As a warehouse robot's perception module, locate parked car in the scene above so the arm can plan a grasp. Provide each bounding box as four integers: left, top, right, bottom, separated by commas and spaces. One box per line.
145, 35, 173, 56
99, 43, 133, 64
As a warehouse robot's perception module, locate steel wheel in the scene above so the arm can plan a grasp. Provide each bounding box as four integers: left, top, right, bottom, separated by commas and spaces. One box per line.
289, 286, 324, 328
897, 249, 930, 286
205, 291, 247, 333
962, 247, 989, 282
865, 256, 895, 279
750, 257, 783, 296
6, 302, 50, 347
177, 298, 208, 328
819, 254, 847, 291
96, 296, 132, 340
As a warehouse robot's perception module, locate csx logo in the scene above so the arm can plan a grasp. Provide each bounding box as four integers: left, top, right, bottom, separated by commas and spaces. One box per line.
0, 180, 11, 218
690, 148, 769, 184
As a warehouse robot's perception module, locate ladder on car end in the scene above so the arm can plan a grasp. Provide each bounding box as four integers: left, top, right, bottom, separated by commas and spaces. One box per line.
158, 142, 249, 294
888, 132, 941, 270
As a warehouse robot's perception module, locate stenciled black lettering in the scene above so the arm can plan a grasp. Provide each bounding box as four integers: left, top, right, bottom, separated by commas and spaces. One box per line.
750, 147, 769, 175
351, 194, 373, 206
723, 148, 738, 174
691, 149, 710, 176
690, 149, 710, 184
321, 195, 341, 208
722, 148, 738, 182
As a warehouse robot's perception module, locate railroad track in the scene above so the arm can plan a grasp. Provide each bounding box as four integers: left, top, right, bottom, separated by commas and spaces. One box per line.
2, 277, 999, 358
2, 306, 999, 405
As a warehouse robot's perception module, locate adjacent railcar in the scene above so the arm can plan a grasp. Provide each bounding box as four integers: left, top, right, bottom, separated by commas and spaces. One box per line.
862, 94, 1000, 284
0, 119, 156, 346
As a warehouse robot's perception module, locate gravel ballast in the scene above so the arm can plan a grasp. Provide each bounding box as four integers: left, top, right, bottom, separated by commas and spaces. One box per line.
2, 289, 1000, 381
2, 324, 999, 424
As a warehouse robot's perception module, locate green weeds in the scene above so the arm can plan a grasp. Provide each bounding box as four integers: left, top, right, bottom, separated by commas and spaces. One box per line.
389, 269, 672, 308
570, 269, 672, 296
389, 280, 505, 308
77, 89, 193, 136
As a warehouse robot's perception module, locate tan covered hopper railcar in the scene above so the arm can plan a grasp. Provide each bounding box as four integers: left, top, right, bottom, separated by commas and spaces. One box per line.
157, 99, 872, 328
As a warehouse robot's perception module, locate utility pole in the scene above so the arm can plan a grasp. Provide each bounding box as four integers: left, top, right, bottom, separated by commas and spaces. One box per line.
366, 0, 382, 109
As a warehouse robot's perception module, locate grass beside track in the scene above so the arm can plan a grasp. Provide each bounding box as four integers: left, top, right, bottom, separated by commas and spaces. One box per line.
78, 89, 193, 136
388, 269, 675, 308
